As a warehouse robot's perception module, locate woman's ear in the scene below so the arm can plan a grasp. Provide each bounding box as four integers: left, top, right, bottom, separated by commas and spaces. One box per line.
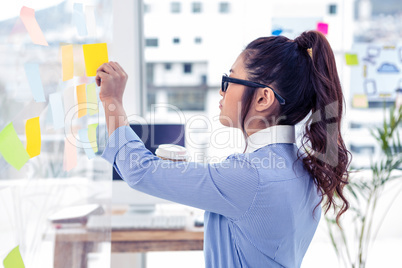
254, 87, 275, 112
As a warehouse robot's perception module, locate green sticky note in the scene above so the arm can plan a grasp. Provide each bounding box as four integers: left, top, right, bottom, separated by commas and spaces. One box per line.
0, 123, 30, 170
88, 123, 98, 153
3, 245, 25, 268
86, 83, 99, 115
345, 53, 359, 66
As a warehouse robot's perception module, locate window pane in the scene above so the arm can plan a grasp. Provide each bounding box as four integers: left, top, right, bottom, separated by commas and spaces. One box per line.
183, 63, 192, 73
171, 2, 181, 13
192, 2, 202, 13
144, 4, 151, 13
146, 38, 158, 47
146, 63, 154, 85
219, 2, 230, 13
329, 4, 337, 14
173, 37, 180, 44
147, 91, 157, 111
165, 63, 172, 70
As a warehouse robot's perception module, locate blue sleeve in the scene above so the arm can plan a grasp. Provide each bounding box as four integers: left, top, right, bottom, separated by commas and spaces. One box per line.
101, 126, 260, 220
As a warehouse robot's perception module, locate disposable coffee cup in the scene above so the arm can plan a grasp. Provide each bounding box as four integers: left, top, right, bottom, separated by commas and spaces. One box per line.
155, 144, 189, 162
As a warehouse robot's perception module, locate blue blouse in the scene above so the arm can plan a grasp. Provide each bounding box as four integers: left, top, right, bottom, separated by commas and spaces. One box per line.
101, 125, 321, 268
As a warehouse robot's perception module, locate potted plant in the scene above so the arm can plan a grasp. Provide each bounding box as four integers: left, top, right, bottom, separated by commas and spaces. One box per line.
325, 104, 402, 268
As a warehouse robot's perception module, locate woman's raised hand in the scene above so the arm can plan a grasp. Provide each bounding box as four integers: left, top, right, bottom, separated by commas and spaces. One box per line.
96, 61, 128, 103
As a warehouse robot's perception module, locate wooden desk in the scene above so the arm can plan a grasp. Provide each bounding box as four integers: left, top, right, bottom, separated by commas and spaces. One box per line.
53, 228, 204, 268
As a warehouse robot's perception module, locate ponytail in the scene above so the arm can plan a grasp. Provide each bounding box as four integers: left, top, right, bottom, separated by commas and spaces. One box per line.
295, 31, 351, 225
242, 31, 351, 226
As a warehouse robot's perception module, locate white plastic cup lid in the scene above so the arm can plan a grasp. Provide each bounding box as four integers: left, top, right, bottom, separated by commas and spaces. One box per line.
155, 144, 189, 161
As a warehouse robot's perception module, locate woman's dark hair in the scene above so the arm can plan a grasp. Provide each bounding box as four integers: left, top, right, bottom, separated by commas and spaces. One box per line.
240, 31, 351, 225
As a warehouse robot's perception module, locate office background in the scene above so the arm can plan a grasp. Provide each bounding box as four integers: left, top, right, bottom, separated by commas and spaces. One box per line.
0, 0, 401, 267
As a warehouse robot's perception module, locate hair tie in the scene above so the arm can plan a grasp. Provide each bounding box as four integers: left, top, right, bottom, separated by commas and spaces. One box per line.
307, 48, 313, 59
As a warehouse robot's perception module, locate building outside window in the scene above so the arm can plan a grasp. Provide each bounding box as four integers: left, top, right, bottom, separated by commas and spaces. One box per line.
145, 38, 158, 47
329, 4, 337, 14
167, 89, 206, 111
173, 37, 180, 44
201, 75, 207, 84
146, 63, 154, 85
183, 63, 192, 73
192, 2, 202, 13
350, 144, 375, 154
147, 91, 157, 111
165, 63, 172, 70
194, 37, 202, 44
171, 2, 181, 13
219, 2, 230, 13
144, 4, 151, 13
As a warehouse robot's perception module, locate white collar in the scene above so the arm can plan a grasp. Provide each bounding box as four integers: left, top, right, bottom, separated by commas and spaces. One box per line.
244, 125, 296, 153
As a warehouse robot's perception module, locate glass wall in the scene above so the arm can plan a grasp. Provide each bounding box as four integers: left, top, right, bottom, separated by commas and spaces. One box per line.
0, 1, 112, 267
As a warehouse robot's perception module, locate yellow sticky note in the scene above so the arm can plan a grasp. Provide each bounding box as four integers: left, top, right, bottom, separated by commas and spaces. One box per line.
83, 43, 109, 77
62, 45, 74, 81
87, 83, 98, 115
25, 117, 41, 158
352, 94, 368, 108
88, 123, 98, 153
3, 245, 25, 268
76, 84, 87, 118
0, 123, 30, 170
345, 53, 359, 66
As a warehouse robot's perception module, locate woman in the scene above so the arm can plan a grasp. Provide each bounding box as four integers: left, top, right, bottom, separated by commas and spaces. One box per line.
96, 30, 351, 267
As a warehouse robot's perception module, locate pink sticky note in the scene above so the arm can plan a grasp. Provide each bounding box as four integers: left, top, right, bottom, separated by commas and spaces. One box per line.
317, 22, 328, 35
20, 6, 48, 46
63, 135, 77, 171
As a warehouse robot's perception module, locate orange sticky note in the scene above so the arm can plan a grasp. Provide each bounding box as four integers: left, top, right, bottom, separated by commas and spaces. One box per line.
25, 117, 41, 158
83, 43, 109, 76
76, 84, 87, 118
20, 6, 48, 46
62, 45, 74, 81
63, 135, 77, 171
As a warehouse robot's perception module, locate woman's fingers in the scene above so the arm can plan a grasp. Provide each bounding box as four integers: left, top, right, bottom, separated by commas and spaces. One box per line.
115, 62, 128, 78
108, 61, 119, 72
95, 62, 127, 87
95, 70, 107, 86
97, 63, 115, 74
109, 62, 128, 84
109, 61, 126, 78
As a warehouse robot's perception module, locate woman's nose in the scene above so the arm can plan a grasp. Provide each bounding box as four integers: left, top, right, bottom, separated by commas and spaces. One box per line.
219, 87, 224, 96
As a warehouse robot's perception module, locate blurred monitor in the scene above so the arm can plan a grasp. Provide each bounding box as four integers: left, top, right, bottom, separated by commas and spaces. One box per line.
112, 124, 186, 214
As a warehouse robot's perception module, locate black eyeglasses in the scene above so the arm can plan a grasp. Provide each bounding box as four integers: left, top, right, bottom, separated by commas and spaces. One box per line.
221, 74, 286, 105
